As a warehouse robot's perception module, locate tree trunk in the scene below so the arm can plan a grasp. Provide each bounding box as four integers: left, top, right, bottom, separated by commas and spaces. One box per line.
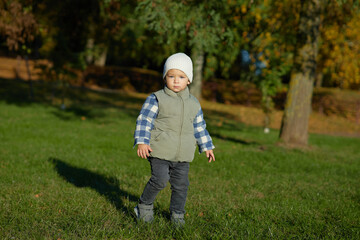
190, 47, 204, 100
263, 95, 272, 133
315, 71, 323, 88
25, 55, 34, 101
279, 0, 322, 146
86, 38, 95, 64
94, 45, 108, 67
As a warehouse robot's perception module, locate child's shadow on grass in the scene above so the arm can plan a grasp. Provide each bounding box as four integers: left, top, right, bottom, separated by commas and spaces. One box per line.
49, 157, 138, 215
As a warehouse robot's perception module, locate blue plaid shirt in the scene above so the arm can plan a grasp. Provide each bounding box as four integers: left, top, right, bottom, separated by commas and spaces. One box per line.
134, 94, 215, 153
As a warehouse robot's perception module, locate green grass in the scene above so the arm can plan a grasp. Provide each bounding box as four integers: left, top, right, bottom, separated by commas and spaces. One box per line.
0, 79, 359, 239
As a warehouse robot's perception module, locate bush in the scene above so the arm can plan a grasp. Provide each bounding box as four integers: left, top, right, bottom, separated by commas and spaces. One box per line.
312, 88, 360, 121
202, 79, 261, 106
83, 65, 163, 93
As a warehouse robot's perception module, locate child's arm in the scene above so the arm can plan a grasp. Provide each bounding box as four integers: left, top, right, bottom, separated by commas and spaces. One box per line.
134, 94, 159, 158
193, 108, 215, 163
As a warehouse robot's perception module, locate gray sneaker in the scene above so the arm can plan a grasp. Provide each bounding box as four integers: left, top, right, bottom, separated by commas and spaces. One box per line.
171, 212, 185, 228
134, 203, 154, 223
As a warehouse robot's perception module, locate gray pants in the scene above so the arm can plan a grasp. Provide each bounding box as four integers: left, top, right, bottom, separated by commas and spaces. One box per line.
139, 157, 190, 214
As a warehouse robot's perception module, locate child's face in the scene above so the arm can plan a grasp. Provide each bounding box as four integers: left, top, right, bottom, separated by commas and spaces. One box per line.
165, 69, 190, 93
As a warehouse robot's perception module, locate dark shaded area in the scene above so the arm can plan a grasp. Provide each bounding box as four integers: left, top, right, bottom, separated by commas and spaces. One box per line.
52, 105, 96, 120
204, 109, 242, 124
0, 78, 142, 120
210, 132, 258, 145
1, 77, 265, 145
49, 105, 101, 121
49, 157, 138, 214
203, 110, 261, 145
0, 77, 48, 105
84, 65, 163, 93
50, 157, 175, 221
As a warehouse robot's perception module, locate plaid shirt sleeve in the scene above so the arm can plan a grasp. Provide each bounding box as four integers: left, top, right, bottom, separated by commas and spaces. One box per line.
193, 108, 215, 153
134, 94, 159, 146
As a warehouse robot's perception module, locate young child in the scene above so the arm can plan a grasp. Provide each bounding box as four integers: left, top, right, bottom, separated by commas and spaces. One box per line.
133, 52, 215, 226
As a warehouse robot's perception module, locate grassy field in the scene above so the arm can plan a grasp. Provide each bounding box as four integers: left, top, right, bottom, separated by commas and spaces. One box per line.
0, 79, 359, 239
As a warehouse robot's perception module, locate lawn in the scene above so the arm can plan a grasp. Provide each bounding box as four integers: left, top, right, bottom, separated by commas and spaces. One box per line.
0, 79, 359, 239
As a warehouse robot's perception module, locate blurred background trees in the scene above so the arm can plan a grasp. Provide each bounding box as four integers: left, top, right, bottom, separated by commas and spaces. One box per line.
134, 0, 235, 99
0, 0, 359, 146
1, 0, 358, 90
0, 0, 38, 99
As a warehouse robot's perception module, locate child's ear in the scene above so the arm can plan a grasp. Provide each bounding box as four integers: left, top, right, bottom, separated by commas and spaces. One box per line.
187, 80, 191, 85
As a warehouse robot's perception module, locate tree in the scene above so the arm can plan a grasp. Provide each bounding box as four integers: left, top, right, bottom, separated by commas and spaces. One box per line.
317, 1, 360, 89
0, 0, 38, 100
279, 0, 322, 146
84, 0, 132, 67
135, 0, 234, 99
30, 0, 133, 107
217, 0, 294, 132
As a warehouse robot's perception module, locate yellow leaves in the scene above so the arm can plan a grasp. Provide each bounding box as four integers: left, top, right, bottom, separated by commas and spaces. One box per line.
264, 49, 271, 57
241, 5, 247, 14
323, 26, 340, 42
258, 54, 265, 61
345, 28, 353, 38
242, 31, 250, 42
324, 59, 333, 68
320, 12, 360, 89
274, 50, 281, 58
249, 64, 256, 72
255, 13, 261, 23
285, 45, 294, 52
34, 193, 43, 198
265, 32, 272, 40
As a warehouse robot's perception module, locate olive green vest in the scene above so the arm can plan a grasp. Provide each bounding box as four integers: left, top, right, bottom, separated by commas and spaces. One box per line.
149, 86, 200, 162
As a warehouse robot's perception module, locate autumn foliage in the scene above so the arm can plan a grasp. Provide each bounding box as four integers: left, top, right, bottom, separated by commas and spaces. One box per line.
320, 10, 360, 89
0, 1, 37, 52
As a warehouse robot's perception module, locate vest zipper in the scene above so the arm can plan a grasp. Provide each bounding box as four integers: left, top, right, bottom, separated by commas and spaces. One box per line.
175, 96, 184, 160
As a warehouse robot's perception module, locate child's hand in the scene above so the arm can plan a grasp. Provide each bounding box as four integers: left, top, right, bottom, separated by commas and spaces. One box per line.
206, 150, 215, 163
137, 144, 153, 159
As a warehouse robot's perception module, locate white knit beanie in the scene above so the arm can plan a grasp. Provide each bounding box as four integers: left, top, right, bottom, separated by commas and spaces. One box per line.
163, 53, 193, 83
